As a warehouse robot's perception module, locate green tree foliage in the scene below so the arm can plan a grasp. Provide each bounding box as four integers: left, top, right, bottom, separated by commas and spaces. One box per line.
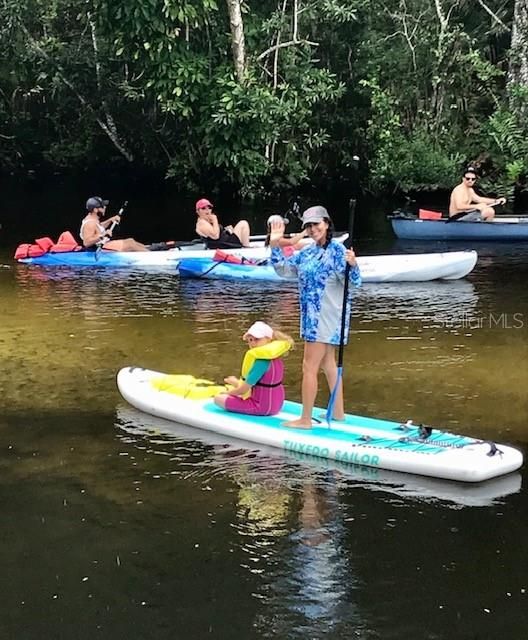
0, 0, 527, 198
357, 0, 520, 193
94, 0, 355, 192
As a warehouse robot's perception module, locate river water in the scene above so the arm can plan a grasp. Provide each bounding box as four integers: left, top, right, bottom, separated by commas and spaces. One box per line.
1, 197, 528, 638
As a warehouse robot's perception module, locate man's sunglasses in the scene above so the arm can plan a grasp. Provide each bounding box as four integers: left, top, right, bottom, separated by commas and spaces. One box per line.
464, 176, 476, 181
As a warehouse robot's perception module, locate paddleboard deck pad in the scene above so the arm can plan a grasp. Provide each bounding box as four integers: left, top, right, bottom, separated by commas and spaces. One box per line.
117, 367, 523, 483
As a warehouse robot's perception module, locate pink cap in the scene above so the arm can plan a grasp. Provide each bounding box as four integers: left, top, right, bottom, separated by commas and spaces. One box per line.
196, 198, 213, 211
243, 321, 273, 340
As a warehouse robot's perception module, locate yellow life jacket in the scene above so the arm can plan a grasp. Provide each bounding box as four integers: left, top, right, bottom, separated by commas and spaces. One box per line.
239, 339, 291, 399
151, 374, 229, 400
150, 340, 291, 401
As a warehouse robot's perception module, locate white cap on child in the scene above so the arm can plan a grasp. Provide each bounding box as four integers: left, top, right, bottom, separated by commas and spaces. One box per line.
243, 321, 273, 340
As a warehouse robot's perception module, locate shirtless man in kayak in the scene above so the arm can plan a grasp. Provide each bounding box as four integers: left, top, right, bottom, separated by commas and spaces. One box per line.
80, 197, 149, 251
449, 168, 506, 221
195, 198, 251, 248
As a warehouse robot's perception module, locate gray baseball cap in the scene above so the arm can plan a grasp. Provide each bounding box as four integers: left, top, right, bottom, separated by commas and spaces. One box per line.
301, 205, 329, 228
86, 196, 109, 211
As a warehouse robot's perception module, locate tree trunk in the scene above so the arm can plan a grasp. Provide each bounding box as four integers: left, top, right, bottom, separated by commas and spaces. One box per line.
508, 0, 528, 116
226, 0, 246, 82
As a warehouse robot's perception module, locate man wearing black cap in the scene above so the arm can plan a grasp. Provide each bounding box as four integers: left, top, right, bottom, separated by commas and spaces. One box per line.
80, 196, 149, 251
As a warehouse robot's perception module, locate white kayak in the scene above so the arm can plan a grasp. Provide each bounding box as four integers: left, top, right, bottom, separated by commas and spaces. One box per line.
16, 234, 340, 268
17, 234, 477, 282
178, 250, 478, 282
117, 405, 522, 507
117, 367, 523, 483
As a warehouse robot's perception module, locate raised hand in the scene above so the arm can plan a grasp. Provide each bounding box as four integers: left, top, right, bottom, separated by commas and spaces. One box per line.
268, 219, 285, 247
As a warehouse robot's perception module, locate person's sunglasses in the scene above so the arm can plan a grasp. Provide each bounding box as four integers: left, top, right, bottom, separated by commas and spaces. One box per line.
464, 176, 476, 182
199, 205, 212, 210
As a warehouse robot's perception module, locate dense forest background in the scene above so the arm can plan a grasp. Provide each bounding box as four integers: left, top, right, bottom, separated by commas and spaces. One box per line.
1, 0, 527, 202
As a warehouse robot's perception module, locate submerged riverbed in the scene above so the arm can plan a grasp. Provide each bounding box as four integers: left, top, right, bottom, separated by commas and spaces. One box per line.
1, 235, 528, 639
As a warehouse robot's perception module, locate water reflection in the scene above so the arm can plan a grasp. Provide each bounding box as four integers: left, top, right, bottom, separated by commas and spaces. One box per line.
115, 406, 524, 638
357, 280, 478, 324
390, 239, 528, 263
16, 268, 479, 323
14, 263, 481, 326
116, 406, 521, 510
116, 407, 367, 636
14, 266, 182, 318
6, 257, 528, 438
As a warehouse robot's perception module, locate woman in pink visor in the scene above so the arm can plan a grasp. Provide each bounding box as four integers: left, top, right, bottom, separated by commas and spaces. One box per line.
195, 198, 251, 248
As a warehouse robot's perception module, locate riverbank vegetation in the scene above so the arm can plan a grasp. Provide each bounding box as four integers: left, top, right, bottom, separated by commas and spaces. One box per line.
1, 0, 527, 199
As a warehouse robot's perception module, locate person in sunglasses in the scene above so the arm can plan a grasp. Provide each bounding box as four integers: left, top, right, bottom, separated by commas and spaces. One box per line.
448, 168, 506, 221
195, 198, 251, 248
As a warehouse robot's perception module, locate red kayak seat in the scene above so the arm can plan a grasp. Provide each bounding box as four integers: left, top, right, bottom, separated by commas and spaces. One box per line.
418, 209, 443, 220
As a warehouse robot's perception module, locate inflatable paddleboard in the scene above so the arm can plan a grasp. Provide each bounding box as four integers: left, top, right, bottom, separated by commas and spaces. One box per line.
116, 367, 523, 483
116, 405, 523, 507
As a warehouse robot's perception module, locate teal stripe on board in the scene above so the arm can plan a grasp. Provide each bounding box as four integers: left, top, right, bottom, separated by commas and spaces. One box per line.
203, 402, 474, 455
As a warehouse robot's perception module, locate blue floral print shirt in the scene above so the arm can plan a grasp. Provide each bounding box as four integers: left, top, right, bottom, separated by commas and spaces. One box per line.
271, 241, 361, 344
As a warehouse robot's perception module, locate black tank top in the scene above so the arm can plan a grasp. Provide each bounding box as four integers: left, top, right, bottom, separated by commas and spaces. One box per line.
202, 225, 243, 249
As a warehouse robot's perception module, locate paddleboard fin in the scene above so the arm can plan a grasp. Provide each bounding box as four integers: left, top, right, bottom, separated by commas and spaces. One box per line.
418, 424, 433, 439
486, 442, 503, 457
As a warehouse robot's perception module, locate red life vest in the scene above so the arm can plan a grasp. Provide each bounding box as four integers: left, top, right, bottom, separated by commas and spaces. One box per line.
50, 231, 81, 253
14, 231, 81, 259
213, 249, 244, 264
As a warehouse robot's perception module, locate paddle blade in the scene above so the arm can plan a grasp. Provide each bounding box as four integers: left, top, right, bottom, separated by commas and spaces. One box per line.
326, 365, 343, 426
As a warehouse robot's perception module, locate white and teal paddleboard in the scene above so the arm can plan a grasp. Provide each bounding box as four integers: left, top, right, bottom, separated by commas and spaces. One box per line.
116, 405, 522, 507
116, 367, 523, 483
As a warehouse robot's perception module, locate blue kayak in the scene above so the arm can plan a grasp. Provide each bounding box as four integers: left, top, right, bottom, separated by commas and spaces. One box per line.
178, 251, 478, 282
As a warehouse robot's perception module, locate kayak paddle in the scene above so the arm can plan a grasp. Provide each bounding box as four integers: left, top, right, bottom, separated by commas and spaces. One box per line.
325, 198, 356, 426
108, 200, 128, 236
96, 200, 128, 256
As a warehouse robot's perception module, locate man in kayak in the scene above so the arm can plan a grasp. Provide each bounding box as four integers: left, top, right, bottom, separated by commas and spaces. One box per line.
449, 168, 506, 221
195, 198, 251, 248
80, 197, 149, 251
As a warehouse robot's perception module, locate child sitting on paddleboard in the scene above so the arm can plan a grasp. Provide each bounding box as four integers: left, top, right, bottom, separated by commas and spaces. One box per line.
214, 321, 294, 416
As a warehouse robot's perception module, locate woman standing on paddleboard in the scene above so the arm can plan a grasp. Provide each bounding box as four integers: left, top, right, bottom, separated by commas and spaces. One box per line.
269, 206, 361, 429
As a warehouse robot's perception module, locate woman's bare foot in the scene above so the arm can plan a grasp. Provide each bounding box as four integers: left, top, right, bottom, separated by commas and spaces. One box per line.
318, 412, 346, 422
283, 418, 313, 429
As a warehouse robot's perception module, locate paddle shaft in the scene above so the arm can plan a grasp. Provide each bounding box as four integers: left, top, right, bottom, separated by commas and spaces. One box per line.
337, 200, 356, 368
325, 198, 356, 425
108, 200, 128, 236
96, 200, 128, 252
